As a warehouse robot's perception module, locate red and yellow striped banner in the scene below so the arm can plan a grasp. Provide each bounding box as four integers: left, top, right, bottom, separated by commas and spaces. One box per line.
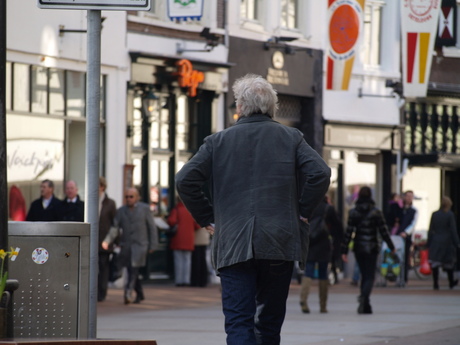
326, 0, 364, 91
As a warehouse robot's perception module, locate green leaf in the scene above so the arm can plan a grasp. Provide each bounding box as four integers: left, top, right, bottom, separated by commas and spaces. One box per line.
0, 272, 7, 298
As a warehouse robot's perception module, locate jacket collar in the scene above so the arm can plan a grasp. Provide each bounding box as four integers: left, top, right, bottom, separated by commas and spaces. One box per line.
235, 114, 275, 125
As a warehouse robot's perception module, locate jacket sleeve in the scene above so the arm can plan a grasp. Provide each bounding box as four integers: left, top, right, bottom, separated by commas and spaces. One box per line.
449, 211, 460, 247
104, 226, 119, 245
175, 138, 214, 227
341, 212, 355, 255
146, 207, 159, 251
296, 138, 331, 219
167, 207, 178, 227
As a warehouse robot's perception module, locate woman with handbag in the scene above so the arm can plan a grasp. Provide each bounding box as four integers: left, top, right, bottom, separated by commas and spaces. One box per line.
427, 196, 460, 290
341, 186, 395, 314
167, 198, 201, 286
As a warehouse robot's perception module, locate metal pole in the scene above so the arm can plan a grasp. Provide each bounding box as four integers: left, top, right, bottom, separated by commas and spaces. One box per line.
0, 0, 13, 338
85, 9, 101, 339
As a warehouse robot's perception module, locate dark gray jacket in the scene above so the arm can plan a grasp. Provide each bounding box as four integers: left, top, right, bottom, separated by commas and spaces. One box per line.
105, 202, 158, 268
176, 115, 331, 272
428, 209, 460, 267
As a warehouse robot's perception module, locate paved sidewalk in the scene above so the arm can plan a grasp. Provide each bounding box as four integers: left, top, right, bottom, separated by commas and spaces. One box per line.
97, 274, 460, 345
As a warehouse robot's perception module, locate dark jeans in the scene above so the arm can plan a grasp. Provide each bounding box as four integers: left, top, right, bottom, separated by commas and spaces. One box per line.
98, 252, 110, 301
404, 237, 412, 283
354, 251, 378, 301
219, 259, 293, 345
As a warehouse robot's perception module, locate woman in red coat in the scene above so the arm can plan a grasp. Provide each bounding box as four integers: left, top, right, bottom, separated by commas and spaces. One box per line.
168, 200, 200, 286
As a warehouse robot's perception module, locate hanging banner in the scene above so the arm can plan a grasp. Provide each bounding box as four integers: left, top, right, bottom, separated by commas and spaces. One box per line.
326, 0, 364, 90
401, 0, 441, 98
167, 0, 204, 21
436, 0, 457, 47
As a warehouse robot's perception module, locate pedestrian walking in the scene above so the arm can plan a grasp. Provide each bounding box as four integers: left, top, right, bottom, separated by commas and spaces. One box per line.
97, 176, 117, 301
299, 196, 341, 314
341, 186, 395, 314
176, 74, 331, 345
396, 190, 418, 283
60, 180, 85, 222
102, 187, 158, 304
167, 198, 200, 287
427, 196, 460, 290
26, 179, 62, 221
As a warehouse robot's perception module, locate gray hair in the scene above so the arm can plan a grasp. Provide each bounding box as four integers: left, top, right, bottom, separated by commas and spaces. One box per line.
232, 74, 278, 118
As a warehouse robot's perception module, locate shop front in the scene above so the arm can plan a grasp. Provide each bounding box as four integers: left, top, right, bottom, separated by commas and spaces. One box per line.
227, 37, 324, 152
127, 53, 229, 278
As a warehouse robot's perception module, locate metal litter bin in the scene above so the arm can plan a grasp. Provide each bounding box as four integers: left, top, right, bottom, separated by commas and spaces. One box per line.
8, 221, 90, 339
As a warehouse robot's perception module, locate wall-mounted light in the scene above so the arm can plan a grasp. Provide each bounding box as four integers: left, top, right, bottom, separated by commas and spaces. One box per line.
177, 27, 221, 54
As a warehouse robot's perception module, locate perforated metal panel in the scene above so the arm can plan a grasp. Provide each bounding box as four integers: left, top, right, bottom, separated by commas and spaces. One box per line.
8, 222, 90, 339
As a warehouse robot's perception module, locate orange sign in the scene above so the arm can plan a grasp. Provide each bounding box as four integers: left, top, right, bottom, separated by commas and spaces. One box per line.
175, 59, 204, 97
326, 0, 364, 90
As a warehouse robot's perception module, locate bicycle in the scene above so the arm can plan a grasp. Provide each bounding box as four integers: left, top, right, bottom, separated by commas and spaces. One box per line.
409, 233, 432, 280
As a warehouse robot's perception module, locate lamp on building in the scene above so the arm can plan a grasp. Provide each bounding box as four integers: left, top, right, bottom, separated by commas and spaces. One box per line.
177, 27, 221, 54
263, 36, 298, 50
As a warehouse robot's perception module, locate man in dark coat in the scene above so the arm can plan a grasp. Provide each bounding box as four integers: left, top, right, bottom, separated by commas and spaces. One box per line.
176, 74, 331, 345
60, 180, 85, 222
26, 179, 62, 221
97, 176, 117, 301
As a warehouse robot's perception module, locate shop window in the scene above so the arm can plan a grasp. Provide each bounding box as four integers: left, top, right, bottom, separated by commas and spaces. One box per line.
281, 0, 298, 29
49, 69, 65, 116
176, 95, 188, 151
13, 63, 30, 112
241, 0, 259, 21
363, 0, 384, 67
133, 157, 142, 186
133, 96, 143, 148
160, 160, 169, 186
31, 66, 48, 114
6, 62, 11, 110
66, 70, 85, 117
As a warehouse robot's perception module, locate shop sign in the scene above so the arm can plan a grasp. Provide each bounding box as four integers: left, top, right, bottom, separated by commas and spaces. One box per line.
401, 0, 441, 98
326, 0, 364, 90
7, 139, 64, 182
167, 0, 204, 21
37, 0, 150, 11
175, 59, 204, 97
325, 124, 393, 150
267, 51, 289, 86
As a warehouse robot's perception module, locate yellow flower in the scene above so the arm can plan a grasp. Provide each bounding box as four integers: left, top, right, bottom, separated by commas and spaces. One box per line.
0, 250, 5, 260
8, 247, 18, 258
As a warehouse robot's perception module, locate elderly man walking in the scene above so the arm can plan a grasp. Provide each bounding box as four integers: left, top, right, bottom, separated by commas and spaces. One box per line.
176, 74, 331, 345
103, 187, 158, 304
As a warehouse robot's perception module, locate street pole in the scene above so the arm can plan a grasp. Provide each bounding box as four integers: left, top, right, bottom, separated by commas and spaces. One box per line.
85, 9, 101, 339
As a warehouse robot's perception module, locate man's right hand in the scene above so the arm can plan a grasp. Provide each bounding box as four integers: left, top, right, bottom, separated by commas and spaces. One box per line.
102, 241, 109, 250
205, 224, 215, 236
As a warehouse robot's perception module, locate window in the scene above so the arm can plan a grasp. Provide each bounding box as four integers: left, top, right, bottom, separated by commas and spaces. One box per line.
66, 71, 85, 117
7, 62, 105, 118
31, 66, 48, 114
363, 1, 384, 66
13, 63, 30, 112
241, 0, 258, 21
49, 69, 65, 115
281, 0, 298, 29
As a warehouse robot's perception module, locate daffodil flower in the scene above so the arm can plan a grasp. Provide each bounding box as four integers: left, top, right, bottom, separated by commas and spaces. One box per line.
0, 246, 20, 301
